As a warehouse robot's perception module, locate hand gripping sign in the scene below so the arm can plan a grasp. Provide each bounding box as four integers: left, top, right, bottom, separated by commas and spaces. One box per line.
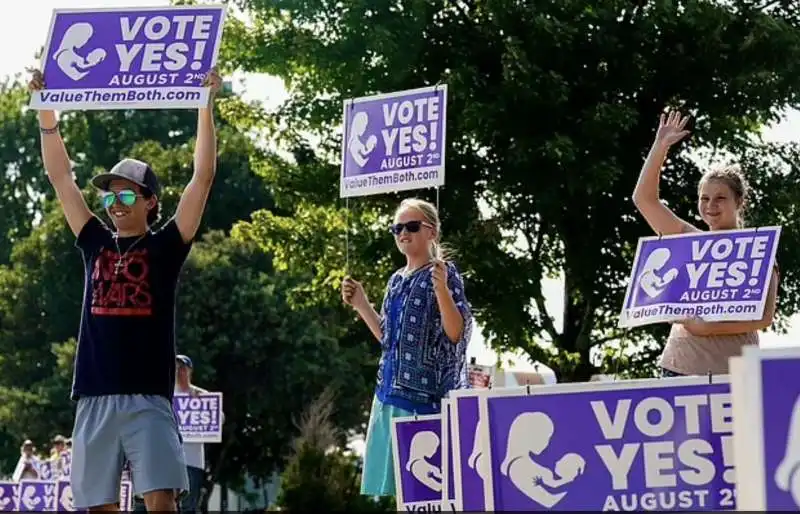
30, 5, 226, 111
619, 227, 780, 328
340, 85, 447, 197
730, 346, 800, 511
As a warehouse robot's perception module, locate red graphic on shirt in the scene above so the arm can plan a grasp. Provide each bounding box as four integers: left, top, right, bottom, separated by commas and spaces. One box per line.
91, 248, 153, 316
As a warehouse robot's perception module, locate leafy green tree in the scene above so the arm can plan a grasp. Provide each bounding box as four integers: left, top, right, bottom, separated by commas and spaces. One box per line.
276, 388, 393, 512
175, 231, 375, 490
226, 0, 800, 380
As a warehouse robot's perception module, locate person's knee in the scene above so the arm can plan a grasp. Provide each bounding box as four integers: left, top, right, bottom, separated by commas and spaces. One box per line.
143, 489, 178, 512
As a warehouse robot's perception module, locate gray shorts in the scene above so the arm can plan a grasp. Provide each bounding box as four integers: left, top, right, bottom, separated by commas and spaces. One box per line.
70, 394, 189, 509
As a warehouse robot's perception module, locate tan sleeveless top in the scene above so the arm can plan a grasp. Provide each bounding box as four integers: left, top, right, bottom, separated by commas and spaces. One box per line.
659, 323, 758, 375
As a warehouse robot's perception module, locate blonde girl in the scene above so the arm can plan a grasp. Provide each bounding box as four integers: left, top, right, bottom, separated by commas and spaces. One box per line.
342, 198, 472, 496
632, 110, 779, 377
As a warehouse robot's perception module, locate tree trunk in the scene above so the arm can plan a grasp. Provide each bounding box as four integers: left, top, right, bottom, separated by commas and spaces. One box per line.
220, 484, 228, 513
558, 225, 598, 383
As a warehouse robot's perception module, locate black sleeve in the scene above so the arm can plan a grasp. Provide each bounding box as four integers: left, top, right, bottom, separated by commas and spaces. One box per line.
75, 216, 112, 253
153, 217, 193, 269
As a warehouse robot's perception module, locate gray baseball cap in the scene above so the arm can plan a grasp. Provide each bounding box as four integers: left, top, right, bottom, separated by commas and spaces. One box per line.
176, 354, 193, 368
91, 158, 161, 196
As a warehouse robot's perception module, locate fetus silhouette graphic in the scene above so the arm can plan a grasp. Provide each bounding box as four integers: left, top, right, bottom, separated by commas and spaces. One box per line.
53, 22, 107, 81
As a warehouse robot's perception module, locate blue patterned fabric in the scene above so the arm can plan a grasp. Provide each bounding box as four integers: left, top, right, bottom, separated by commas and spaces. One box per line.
374, 261, 472, 413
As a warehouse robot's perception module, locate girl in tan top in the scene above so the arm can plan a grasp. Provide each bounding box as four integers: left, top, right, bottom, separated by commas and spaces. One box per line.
632, 111, 780, 377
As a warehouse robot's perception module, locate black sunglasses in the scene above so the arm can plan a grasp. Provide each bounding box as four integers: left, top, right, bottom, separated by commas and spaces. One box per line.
390, 220, 432, 235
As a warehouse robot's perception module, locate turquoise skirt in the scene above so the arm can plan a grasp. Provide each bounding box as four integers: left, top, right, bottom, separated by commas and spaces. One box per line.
360, 395, 415, 497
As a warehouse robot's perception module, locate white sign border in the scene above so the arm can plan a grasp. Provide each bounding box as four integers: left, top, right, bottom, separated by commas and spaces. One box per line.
731, 346, 800, 510
339, 84, 448, 198
618, 226, 781, 328
473, 376, 731, 511
390, 413, 443, 511
29, 4, 228, 111
174, 391, 224, 444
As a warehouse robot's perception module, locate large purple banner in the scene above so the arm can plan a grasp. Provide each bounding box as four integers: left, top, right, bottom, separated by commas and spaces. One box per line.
340, 85, 447, 197
0, 483, 19, 511
477, 378, 735, 511
0, 479, 131, 512
619, 227, 780, 328
30, 6, 226, 111
173, 392, 223, 443
391, 415, 445, 510
17, 480, 56, 511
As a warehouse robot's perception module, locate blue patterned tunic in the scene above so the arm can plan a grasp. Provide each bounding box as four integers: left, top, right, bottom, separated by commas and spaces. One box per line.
374, 261, 472, 414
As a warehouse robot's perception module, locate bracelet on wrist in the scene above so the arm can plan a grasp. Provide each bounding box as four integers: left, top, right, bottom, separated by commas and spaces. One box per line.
39, 123, 59, 134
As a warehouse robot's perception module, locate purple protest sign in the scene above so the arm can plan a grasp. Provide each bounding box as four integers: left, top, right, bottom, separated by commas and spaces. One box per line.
450, 393, 487, 511
37, 461, 54, 481
59, 452, 71, 479
119, 481, 132, 512
30, 6, 226, 111
619, 227, 780, 328
731, 347, 800, 510
173, 392, 223, 443
480, 378, 735, 511
0, 483, 19, 512
391, 415, 445, 510
340, 85, 447, 197
54, 480, 83, 513
18, 480, 56, 512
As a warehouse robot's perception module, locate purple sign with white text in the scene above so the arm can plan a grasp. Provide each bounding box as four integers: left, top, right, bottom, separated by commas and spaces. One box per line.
30, 6, 226, 111
619, 227, 780, 328
55, 480, 75, 512
483, 382, 735, 511
60, 452, 71, 479
453, 395, 487, 511
340, 85, 447, 197
760, 357, 800, 509
37, 461, 54, 481
173, 392, 223, 443
392, 416, 444, 510
0, 483, 19, 512
18, 480, 56, 512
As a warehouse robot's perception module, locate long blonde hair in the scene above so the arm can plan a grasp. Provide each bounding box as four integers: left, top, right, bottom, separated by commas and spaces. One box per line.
395, 198, 451, 261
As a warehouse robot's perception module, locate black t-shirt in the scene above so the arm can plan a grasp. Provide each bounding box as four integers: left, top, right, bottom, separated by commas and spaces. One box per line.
72, 216, 192, 400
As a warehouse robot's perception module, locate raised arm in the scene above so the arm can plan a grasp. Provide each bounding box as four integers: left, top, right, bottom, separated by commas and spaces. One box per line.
632, 111, 697, 236
29, 71, 92, 237
174, 69, 222, 243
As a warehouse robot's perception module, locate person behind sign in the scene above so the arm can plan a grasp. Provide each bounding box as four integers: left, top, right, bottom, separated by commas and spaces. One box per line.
27, 67, 222, 512
12, 440, 41, 481
50, 435, 67, 478
632, 110, 779, 377
175, 354, 221, 514
341, 198, 472, 497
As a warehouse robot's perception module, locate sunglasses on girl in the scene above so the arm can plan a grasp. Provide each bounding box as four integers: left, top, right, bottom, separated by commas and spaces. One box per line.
101, 189, 142, 209
390, 220, 432, 235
